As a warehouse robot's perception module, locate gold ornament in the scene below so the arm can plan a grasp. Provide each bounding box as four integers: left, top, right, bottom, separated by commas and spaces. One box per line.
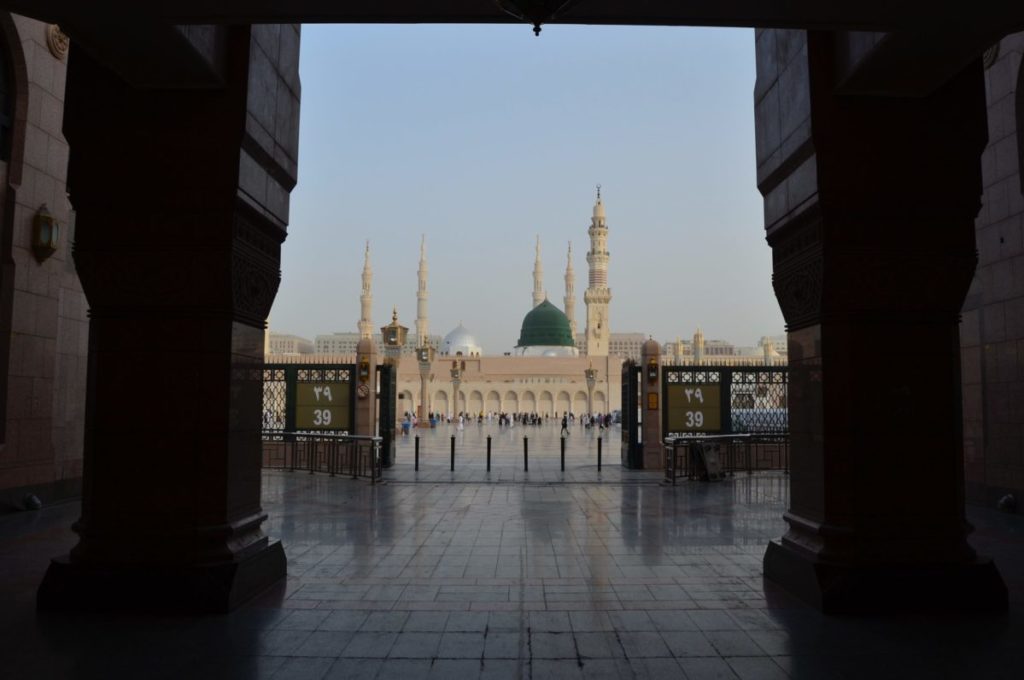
46, 24, 69, 61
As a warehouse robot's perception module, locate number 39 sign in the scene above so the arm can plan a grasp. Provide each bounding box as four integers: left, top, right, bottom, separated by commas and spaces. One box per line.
296, 383, 351, 430
666, 384, 721, 432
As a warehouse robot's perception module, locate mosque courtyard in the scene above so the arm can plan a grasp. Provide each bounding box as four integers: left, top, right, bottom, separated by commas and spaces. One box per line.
1, 424, 1022, 679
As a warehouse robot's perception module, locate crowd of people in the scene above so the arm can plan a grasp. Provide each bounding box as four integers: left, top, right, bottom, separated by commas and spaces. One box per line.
399, 410, 615, 436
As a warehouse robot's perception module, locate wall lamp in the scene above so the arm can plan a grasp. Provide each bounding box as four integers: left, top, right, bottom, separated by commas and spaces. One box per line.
32, 204, 59, 263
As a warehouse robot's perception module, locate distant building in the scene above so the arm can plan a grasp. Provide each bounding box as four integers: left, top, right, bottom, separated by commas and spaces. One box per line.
661, 330, 786, 366
576, 332, 646, 361
268, 333, 314, 355
314, 331, 442, 357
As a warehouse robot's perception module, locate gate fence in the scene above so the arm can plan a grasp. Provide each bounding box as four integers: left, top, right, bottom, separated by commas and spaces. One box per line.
262, 432, 383, 482
664, 434, 789, 484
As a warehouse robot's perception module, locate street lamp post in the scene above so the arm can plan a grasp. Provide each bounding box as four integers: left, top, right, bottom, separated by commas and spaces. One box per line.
450, 361, 462, 418
416, 345, 434, 423
584, 365, 597, 418
381, 307, 408, 368
380, 308, 408, 468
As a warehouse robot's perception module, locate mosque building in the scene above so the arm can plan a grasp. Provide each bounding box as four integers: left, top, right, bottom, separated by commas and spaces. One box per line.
266, 187, 786, 416
267, 188, 624, 417
396, 187, 620, 416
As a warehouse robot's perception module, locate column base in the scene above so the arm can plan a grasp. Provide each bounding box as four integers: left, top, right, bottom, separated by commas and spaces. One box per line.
763, 539, 1007, 614
37, 540, 286, 613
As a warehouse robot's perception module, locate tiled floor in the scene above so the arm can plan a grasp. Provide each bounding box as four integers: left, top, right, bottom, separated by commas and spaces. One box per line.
1, 432, 1022, 679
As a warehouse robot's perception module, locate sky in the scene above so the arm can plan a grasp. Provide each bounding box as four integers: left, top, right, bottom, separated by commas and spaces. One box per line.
270, 23, 784, 353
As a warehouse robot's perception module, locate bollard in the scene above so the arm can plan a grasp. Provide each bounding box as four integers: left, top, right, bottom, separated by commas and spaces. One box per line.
487, 435, 492, 471
450, 435, 455, 471
524, 436, 529, 472
597, 436, 602, 471
414, 435, 420, 471
561, 436, 565, 471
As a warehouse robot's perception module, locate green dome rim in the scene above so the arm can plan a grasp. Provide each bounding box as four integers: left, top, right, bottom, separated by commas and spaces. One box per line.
516, 300, 575, 348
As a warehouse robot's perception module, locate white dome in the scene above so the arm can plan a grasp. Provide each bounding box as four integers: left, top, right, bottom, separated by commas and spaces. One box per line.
442, 323, 483, 356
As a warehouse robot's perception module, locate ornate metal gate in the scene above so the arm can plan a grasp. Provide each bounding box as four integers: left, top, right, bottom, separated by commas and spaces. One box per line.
262, 364, 356, 435
621, 360, 643, 469
662, 366, 788, 436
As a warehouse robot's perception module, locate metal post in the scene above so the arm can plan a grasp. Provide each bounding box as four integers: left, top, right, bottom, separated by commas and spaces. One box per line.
561, 436, 565, 471
524, 436, 529, 472
450, 435, 455, 471
597, 436, 602, 471
352, 441, 358, 479
415, 435, 420, 471
487, 435, 491, 471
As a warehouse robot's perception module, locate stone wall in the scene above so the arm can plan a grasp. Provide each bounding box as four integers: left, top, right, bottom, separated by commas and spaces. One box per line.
0, 15, 86, 509
962, 34, 1024, 506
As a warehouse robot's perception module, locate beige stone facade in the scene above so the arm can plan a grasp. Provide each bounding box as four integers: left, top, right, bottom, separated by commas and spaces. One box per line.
266, 352, 623, 417
0, 16, 87, 504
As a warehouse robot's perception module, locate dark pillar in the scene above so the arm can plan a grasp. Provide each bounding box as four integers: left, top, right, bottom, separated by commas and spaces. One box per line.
38, 25, 301, 612
756, 30, 1007, 612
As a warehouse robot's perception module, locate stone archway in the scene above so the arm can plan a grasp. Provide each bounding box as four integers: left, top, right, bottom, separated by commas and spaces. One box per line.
16, 3, 1010, 617
504, 390, 518, 413
434, 390, 449, 416
521, 390, 537, 413
486, 390, 501, 413
556, 390, 571, 416
538, 390, 554, 417
468, 390, 484, 415
573, 390, 588, 414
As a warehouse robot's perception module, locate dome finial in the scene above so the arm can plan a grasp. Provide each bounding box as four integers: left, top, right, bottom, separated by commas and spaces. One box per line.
596, 184, 601, 201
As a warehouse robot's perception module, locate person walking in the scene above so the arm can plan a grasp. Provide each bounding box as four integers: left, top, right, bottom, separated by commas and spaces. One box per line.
560, 414, 570, 438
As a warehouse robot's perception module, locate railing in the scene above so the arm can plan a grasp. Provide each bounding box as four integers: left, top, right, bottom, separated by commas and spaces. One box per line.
664, 434, 789, 485
262, 432, 383, 483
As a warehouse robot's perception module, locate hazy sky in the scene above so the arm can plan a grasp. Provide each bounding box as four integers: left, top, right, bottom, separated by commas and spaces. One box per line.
271, 23, 784, 353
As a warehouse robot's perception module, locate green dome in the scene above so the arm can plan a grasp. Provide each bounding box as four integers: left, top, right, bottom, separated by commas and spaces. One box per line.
517, 300, 575, 348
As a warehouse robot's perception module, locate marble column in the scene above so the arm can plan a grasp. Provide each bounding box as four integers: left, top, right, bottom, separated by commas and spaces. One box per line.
38, 25, 300, 612
757, 30, 1007, 612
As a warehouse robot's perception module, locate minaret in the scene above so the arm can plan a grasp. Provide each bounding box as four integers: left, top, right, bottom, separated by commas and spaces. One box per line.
693, 327, 705, 364
532, 235, 544, 308
584, 185, 612, 357
358, 240, 373, 339
416, 235, 429, 346
563, 241, 576, 338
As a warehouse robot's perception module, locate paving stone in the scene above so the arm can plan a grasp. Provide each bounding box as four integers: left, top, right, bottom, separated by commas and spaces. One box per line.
5, 462, 1022, 680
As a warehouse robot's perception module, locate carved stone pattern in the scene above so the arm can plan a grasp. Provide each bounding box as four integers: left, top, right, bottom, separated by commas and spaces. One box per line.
768, 214, 823, 330
234, 212, 284, 262
983, 41, 1000, 70
46, 24, 70, 61
773, 259, 823, 330
769, 216, 821, 266
232, 252, 280, 326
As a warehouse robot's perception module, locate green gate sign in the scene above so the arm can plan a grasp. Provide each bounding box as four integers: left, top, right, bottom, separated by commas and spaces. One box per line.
295, 382, 351, 430
666, 384, 721, 432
